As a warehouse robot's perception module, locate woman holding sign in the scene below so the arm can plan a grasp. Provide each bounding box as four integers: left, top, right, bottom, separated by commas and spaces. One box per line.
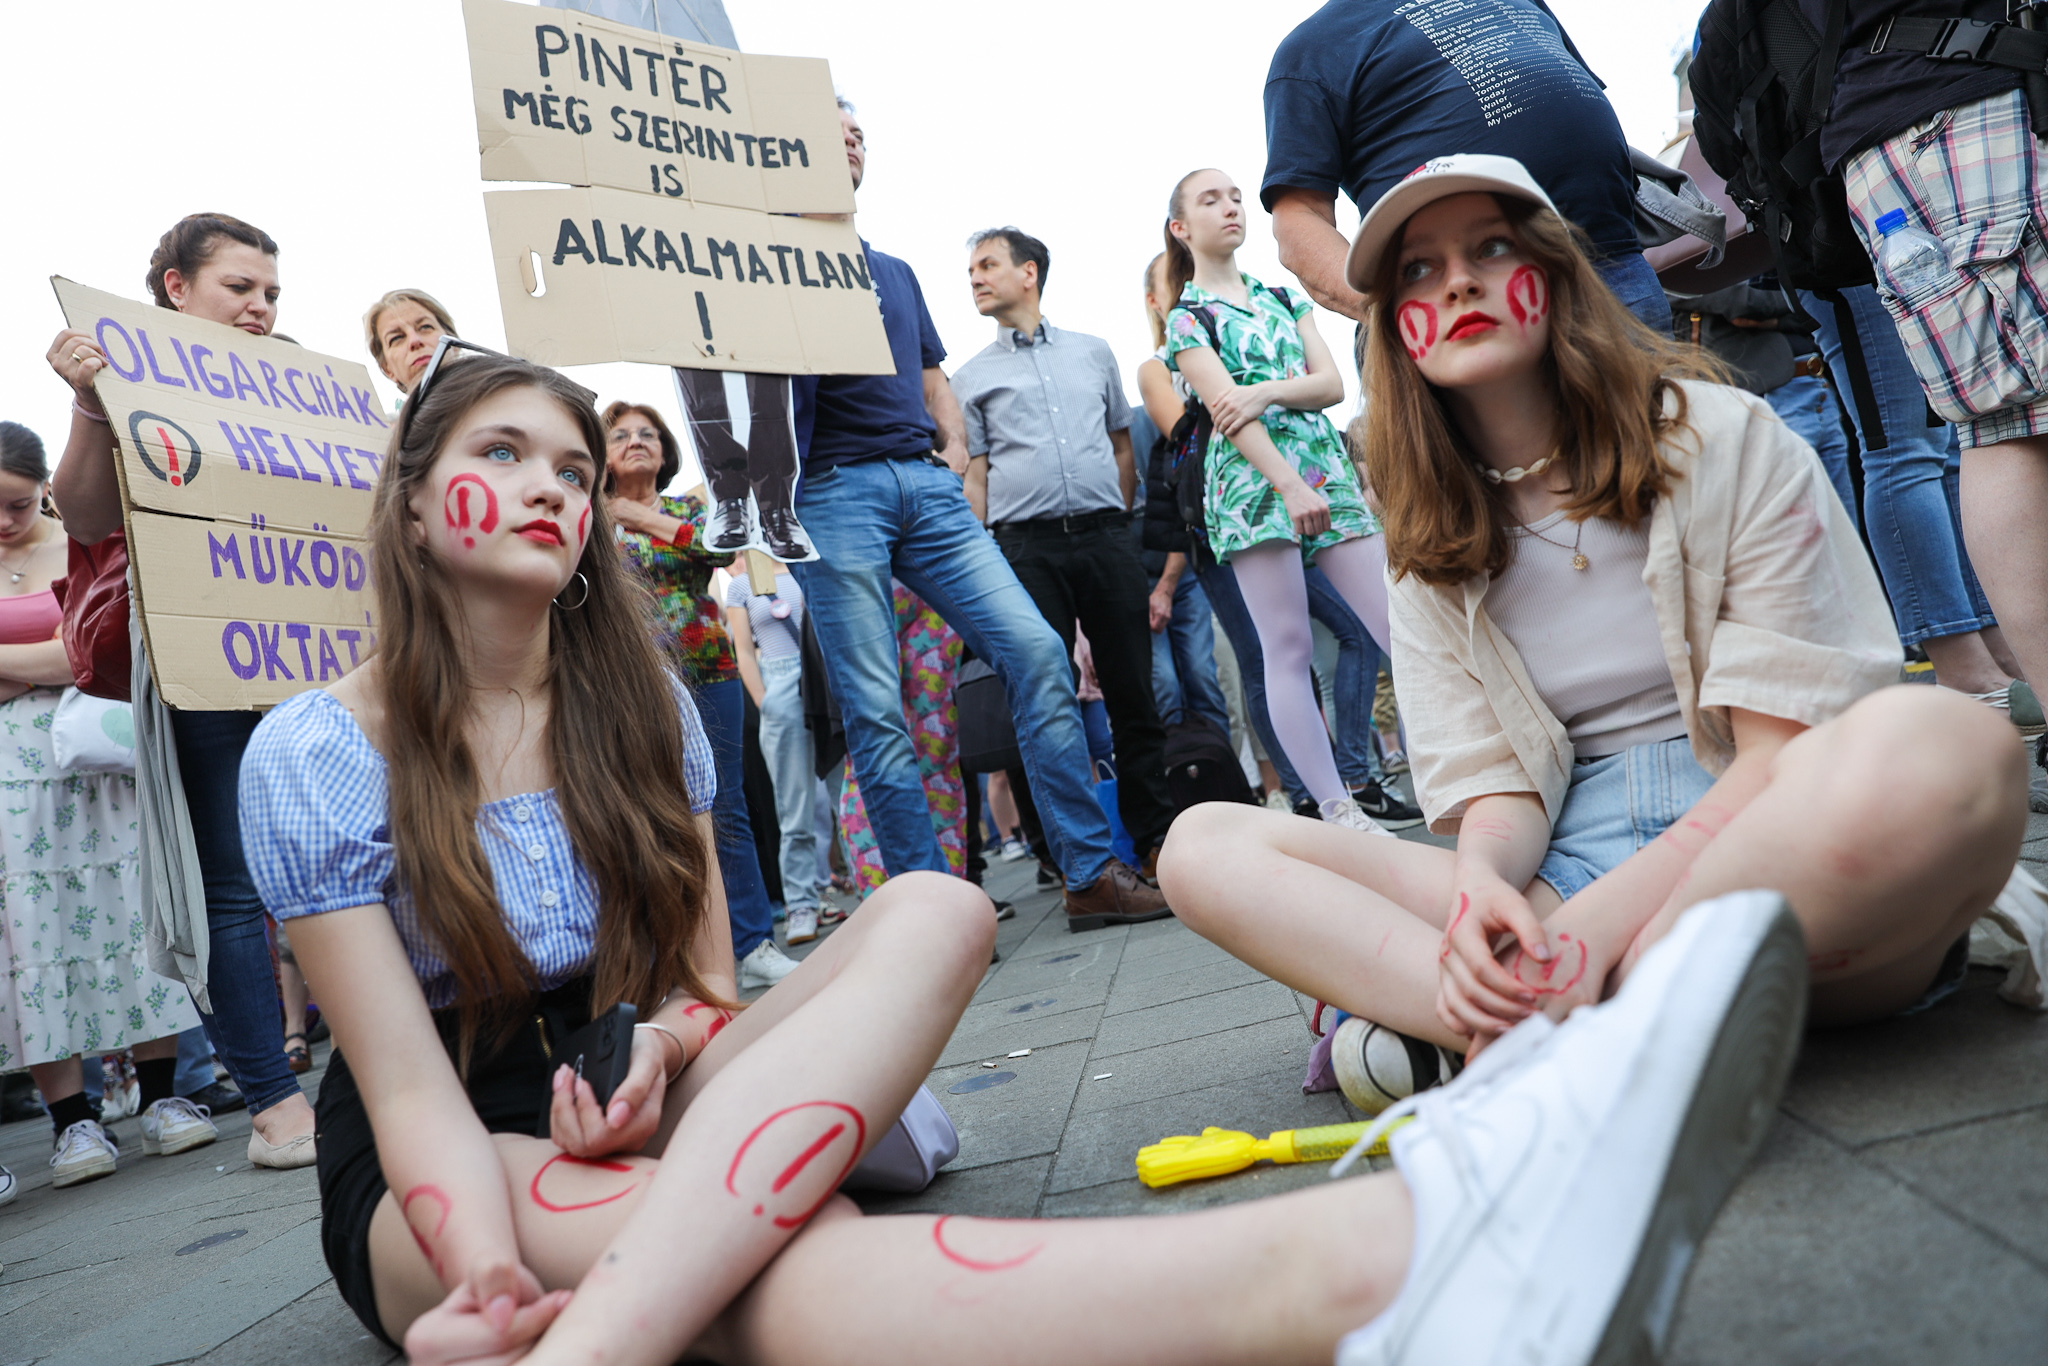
46, 212, 317, 1169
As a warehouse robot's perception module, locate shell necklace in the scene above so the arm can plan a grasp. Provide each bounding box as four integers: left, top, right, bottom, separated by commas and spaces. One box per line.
1474, 453, 1556, 484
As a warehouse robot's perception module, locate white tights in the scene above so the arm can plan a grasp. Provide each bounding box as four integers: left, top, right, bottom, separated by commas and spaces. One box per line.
1229, 535, 1393, 808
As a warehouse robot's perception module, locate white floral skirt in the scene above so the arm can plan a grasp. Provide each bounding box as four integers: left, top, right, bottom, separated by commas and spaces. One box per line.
0, 687, 198, 1069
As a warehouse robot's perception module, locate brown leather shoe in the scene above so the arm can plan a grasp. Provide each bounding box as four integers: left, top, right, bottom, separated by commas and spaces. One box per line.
1064, 858, 1173, 932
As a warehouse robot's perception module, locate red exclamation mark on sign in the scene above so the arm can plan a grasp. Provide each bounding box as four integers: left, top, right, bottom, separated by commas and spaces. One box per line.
156, 426, 183, 487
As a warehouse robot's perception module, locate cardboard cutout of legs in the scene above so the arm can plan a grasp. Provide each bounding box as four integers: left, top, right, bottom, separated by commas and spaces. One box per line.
673, 368, 818, 563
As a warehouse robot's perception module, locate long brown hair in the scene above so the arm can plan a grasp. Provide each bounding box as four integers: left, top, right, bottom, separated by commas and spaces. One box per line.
371, 355, 725, 1065
1359, 196, 1724, 587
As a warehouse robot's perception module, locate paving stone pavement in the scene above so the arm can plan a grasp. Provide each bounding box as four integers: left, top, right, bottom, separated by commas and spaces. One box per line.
2, 805, 2044, 1364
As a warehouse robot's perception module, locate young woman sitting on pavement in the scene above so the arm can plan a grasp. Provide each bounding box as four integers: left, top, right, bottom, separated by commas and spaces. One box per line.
1161, 155, 2025, 1109
240, 339, 1850, 1366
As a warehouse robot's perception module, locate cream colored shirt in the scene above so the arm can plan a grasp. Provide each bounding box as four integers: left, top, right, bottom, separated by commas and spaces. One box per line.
1391, 380, 1901, 834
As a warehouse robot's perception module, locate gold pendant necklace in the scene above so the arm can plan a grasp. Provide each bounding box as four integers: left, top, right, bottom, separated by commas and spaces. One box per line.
1519, 516, 1589, 571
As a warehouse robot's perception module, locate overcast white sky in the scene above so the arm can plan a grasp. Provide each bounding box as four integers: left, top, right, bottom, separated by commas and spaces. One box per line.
0, 0, 1703, 493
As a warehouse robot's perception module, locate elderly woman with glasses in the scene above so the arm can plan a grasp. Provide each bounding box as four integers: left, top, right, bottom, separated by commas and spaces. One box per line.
603, 400, 798, 994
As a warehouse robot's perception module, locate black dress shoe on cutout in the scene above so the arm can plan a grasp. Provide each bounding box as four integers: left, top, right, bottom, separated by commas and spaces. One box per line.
758, 505, 816, 561
707, 498, 753, 552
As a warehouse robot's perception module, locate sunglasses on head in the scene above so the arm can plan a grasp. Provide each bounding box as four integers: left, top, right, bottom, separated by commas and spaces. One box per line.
393, 335, 597, 456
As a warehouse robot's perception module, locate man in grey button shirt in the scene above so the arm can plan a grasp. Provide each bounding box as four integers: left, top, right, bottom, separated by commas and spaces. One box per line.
952, 227, 1175, 869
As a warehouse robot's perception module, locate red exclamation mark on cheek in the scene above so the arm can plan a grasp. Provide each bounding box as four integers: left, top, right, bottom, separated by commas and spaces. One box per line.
157, 426, 182, 487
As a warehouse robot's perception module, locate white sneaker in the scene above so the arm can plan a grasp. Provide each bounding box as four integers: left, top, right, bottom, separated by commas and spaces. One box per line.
1330, 1018, 1458, 1116
738, 938, 800, 990
998, 837, 1030, 862
0, 1163, 16, 1206
139, 1096, 219, 1156
1335, 890, 1808, 1366
1319, 795, 1396, 838
50, 1119, 120, 1188
785, 905, 820, 945
1262, 789, 1293, 813
1977, 863, 2048, 1010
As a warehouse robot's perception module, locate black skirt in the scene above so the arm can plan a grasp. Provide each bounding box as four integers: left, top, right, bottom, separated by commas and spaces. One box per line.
317, 977, 598, 1344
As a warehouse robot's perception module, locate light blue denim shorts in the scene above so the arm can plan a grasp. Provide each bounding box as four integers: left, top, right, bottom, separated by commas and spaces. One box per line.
1535, 736, 1714, 902
1535, 735, 1972, 1015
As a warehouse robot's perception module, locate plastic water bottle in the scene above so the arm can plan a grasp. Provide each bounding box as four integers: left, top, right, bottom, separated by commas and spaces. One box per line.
1874, 209, 1949, 294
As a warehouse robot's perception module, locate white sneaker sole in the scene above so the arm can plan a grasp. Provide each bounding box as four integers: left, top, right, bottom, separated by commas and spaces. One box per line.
1583, 895, 1809, 1365
142, 1124, 219, 1157
52, 1151, 118, 1188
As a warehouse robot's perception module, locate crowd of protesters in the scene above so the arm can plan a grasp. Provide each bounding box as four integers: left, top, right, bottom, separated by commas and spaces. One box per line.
2, 1, 2047, 1363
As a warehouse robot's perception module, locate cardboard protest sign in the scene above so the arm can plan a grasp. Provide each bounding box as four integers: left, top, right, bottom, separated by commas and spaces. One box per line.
484, 185, 891, 374
52, 277, 386, 710
464, 0, 851, 216
673, 368, 814, 561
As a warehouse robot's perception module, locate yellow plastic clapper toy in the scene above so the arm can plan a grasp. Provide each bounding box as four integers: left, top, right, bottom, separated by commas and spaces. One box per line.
1135, 1118, 1413, 1188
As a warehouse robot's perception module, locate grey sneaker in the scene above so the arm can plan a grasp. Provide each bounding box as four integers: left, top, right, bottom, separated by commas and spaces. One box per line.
738, 938, 800, 989
2032, 737, 2048, 815
139, 1096, 218, 1156
785, 905, 820, 945
50, 1120, 119, 1188
0, 1163, 16, 1206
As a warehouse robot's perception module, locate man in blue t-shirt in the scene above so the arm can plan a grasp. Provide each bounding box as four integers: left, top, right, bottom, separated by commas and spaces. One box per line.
1261, 0, 1668, 332
788, 102, 1170, 931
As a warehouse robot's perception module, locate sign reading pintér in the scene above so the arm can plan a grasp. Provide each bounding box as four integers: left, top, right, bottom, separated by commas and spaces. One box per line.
463, 0, 851, 216
486, 186, 891, 373
52, 276, 385, 710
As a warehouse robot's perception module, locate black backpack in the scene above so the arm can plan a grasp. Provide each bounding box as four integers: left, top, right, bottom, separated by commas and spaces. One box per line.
1690, 0, 1873, 294
1165, 288, 1296, 533
1161, 713, 1256, 815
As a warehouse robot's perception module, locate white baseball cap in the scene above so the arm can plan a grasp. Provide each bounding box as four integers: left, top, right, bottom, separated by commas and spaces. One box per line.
1346, 154, 1558, 294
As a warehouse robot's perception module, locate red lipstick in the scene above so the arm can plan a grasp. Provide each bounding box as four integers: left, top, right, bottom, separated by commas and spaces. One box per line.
515, 520, 565, 546
1446, 311, 1499, 341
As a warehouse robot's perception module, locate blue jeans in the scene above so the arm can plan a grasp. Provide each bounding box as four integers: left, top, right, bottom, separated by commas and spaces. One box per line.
1594, 251, 1675, 334
757, 655, 822, 915
791, 457, 1114, 887
1195, 544, 1382, 803
1765, 374, 1859, 523
170, 709, 304, 1116
697, 677, 776, 959
1150, 574, 1231, 732
1800, 285, 1999, 645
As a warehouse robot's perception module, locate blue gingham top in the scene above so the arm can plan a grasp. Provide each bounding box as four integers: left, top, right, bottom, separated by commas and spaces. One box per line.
239, 686, 716, 1008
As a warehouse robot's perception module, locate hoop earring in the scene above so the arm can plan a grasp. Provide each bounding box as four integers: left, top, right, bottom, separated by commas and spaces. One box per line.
554, 572, 590, 610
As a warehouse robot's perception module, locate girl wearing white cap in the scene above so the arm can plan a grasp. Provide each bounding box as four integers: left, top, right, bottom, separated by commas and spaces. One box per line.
1160, 168, 1394, 833
1162, 155, 2029, 1110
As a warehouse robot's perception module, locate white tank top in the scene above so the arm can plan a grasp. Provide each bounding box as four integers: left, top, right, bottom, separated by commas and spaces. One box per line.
1482, 511, 1686, 759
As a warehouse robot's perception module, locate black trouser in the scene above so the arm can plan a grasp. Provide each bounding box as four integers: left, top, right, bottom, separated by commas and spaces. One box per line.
993, 515, 1174, 857
675, 369, 798, 512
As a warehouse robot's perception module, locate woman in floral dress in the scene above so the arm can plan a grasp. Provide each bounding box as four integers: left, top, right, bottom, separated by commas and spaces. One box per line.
1162, 167, 1393, 834
603, 402, 798, 991
0, 421, 209, 1201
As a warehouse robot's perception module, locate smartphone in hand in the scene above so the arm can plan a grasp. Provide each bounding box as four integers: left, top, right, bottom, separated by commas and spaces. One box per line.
537, 1002, 637, 1137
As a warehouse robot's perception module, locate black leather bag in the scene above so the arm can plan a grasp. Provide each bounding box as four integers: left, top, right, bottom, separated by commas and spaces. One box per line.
954, 658, 1022, 775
